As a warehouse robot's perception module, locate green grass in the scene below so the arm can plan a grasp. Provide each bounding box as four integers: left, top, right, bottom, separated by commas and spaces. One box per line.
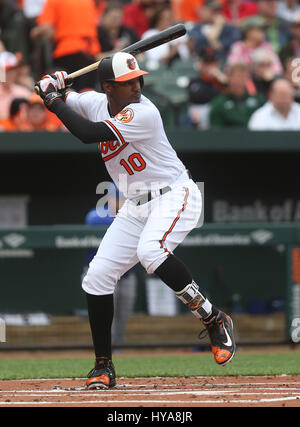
0, 353, 300, 380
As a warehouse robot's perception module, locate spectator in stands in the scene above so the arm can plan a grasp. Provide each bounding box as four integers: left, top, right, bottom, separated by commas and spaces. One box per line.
27, 93, 65, 131
30, 0, 101, 91
97, 1, 139, 54
16, 0, 48, 80
279, 12, 300, 66
169, 0, 184, 22
0, 97, 31, 131
178, 0, 205, 22
283, 57, 300, 103
0, 51, 31, 119
0, 92, 65, 131
0, 35, 34, 92
187, 47, 227, 129
141, 3, 190, 64
0, 0, 29, 63
222, 0, 258, 26
209, 63, 266, 128
248, 78, 300, 130
94, 0, 107, 21
251, 48, 277, 97
277, 0, 300, 23
226, 16, 283, 77
189, 0, 241, 66
122, 0, 163, 38
14, 61, 35, 92
257, 0, 291, 54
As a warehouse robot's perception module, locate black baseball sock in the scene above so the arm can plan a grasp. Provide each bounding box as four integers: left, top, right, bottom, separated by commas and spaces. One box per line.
85, 292, 114, 360
154, 254, 193, 292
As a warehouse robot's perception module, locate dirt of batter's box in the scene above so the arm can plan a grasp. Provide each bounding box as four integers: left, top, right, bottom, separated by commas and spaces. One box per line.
0, 376, 300, 407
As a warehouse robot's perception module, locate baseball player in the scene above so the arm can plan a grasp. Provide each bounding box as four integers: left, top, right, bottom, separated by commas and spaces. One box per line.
36, 52, 235, 390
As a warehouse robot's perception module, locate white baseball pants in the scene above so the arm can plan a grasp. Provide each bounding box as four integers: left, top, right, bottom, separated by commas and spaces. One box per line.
82, 173, 202, 295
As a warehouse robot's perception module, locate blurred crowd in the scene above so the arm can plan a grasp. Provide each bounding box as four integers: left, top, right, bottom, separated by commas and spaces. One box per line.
1, 0, 300, 131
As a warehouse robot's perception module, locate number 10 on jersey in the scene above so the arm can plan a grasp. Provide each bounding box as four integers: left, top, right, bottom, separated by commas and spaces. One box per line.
120, 153, 146, 175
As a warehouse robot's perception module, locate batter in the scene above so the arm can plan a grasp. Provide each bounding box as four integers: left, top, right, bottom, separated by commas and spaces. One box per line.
36, 52, 235, 389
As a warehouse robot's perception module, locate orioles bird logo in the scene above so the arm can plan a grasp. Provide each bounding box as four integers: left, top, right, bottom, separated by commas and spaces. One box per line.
127, 58, 136, 70
115, 108, 134, 123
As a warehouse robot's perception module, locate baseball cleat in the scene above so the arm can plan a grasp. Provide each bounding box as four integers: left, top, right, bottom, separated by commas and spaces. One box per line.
201, 311, 236, 366
86, 357, 116, 390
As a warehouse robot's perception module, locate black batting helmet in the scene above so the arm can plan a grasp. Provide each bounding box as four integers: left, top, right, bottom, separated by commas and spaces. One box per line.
98, 52, 148, 87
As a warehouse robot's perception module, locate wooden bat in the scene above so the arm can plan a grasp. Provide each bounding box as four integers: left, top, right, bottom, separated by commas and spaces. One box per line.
34, 23, 186, 94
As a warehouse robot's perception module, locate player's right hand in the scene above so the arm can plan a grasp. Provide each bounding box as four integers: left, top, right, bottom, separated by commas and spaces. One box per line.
36, 74, 58, 100
36, 71, 68, 99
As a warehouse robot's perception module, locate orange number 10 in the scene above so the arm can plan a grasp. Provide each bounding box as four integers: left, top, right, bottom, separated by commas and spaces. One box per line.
120, 153, 146, 175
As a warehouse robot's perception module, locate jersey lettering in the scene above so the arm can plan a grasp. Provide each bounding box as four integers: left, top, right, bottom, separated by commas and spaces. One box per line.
97, 140, 129, 162
97, 140, 121, 155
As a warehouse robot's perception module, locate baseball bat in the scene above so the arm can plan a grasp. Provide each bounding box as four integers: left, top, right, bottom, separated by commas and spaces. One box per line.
34, 23, 186, 94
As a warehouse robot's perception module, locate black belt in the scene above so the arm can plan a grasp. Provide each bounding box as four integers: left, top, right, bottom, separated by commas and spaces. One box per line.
132, 185, 171, 206
131, 170, 192, 206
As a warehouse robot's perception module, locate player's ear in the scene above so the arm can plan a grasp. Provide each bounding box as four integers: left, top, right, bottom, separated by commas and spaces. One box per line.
102, 81, 112, 94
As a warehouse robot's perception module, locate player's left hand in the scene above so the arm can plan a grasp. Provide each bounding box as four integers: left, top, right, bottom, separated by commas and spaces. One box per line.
53, 71, 68, 90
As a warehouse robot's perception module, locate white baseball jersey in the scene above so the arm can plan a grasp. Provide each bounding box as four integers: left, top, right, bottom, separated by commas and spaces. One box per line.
66, 91, 186, 198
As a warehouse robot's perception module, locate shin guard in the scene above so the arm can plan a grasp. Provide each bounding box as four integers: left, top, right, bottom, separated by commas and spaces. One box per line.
175, 281, 212, 319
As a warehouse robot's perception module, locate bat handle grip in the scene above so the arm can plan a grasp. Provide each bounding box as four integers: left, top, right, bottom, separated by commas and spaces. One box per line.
64, 77, 74, 87
34, 77, 74, 96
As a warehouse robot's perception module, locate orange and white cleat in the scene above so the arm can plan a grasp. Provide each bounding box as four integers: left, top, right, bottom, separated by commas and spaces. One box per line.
86, 357, 116, 390
202, 311, 236, 366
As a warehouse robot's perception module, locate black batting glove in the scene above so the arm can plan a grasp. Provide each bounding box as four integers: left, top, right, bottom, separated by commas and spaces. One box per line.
44, 91, 63, 112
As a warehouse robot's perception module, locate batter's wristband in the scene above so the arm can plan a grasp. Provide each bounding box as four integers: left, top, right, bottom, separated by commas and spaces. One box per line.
59, 88, 72, 102
44, 92, 63, 112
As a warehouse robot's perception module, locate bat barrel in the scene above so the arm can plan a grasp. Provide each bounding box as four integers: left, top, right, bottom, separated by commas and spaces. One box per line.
122, 23, 186, 56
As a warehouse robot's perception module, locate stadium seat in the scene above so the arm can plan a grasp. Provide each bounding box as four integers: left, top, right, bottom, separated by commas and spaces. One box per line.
140, 59, 198, 126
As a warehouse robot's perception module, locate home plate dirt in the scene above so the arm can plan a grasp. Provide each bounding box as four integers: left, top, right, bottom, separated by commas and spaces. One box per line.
0, 376, 300, 407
